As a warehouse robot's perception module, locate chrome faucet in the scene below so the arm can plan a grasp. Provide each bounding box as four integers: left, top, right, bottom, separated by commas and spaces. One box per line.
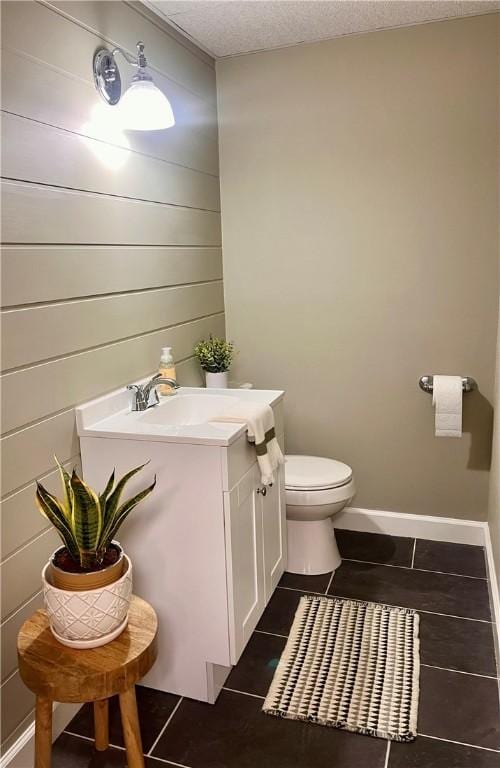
127, 373, 179, 411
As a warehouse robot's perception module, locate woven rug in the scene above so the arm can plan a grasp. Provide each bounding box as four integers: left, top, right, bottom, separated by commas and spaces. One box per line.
263, 595, 419, 742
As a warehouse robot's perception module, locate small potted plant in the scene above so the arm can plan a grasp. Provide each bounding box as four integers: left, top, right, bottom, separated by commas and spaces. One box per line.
194, 335, 235, 388
36, 459, 155, 648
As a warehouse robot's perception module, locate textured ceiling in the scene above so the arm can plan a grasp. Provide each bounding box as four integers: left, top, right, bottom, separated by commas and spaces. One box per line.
146, 0, 500, 57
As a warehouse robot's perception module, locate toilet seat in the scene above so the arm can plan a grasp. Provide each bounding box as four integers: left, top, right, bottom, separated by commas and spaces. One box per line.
285, 455, 352, 490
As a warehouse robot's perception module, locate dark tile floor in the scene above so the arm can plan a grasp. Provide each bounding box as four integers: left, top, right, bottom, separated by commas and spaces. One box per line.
55, 530, 500, 768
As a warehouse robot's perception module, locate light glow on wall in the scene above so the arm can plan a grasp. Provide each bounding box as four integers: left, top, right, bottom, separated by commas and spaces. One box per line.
82, 102, 130, 170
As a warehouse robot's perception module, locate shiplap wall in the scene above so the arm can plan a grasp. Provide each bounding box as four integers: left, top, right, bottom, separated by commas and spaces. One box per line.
0, 0, 222, 750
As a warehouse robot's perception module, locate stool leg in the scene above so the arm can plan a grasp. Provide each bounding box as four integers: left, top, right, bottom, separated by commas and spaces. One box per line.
34, 696, 52, 768
94, 699, 109, 751
119, 686, 144, 768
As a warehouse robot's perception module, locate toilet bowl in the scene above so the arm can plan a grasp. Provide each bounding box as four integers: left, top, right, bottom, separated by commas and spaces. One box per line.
285, 455, 355, 575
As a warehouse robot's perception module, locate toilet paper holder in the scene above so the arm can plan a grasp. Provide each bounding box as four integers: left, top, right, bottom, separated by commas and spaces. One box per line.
419, 375, 477, 394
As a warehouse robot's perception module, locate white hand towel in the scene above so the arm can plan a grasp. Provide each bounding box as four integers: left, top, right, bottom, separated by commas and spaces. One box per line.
211, 401, 284, 485
432, 375, 462, 438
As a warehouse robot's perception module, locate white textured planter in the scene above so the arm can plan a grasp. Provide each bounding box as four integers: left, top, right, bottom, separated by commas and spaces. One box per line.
42, 554, 133, 649
205, 371, 229, 388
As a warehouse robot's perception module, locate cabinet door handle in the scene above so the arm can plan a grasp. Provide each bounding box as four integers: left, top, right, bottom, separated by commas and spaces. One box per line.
256, 486, 267, 496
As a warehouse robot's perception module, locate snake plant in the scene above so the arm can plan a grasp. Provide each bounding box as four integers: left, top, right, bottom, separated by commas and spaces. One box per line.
36, 459, 156, 570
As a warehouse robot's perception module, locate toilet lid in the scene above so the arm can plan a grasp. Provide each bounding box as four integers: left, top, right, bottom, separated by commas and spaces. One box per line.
285, 455, 353, 490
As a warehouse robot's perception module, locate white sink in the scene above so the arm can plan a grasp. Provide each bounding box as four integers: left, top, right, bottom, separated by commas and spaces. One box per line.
139, 393, 237, 427
76, 382, 284, 446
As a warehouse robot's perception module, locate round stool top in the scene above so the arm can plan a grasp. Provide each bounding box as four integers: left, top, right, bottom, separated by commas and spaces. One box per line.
17, 595, 158, 703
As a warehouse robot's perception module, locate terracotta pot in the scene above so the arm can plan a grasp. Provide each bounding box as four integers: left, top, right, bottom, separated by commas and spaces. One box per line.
42, 554, 133, 649
47, 542, 124, 592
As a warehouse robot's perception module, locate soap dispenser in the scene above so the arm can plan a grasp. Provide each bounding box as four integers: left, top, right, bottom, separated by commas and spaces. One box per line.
158, 346, 177, 396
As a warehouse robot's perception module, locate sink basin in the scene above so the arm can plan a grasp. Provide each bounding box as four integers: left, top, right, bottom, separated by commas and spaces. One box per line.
139, 394, 236, 427
76, 384, 284, 447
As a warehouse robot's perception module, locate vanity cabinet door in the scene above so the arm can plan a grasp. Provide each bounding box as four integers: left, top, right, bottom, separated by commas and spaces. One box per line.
262, 463, 287, 602
224, 463, 265, 664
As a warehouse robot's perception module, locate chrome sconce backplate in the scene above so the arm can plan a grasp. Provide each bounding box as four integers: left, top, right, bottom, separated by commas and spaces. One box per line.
93, 48, 121, 105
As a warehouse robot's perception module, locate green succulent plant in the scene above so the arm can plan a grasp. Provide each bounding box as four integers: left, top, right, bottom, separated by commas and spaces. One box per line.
194, 335, 235, 373
36, 459, 156, 570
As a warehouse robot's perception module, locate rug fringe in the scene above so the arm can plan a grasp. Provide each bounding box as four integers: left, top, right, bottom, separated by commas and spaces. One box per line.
261, 707, 417, 742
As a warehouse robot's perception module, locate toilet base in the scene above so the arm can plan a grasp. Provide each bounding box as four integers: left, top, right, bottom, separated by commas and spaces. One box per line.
286, 518, 341, 576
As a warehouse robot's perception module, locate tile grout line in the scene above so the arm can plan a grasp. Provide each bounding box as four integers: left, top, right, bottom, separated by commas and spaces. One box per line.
422, 664, 499, 680
64, 729, 193, 768
223, 662, 500, 757
418, 733, 500, 753
411, 538, 417, 568
147, 755, 193, 768
223, 686, 265, 700
383, 740, 391, 768
324, 570, 335, 595
147, 697, 184, 757
226, 645, 498, 691
277, 586, 494, 623
64, 730, 125, 750
256, 629, 289, 638
328, 591, 493, 623
341, 557, 487, 580
279, 585, 324, 596
64, 705, 500, 759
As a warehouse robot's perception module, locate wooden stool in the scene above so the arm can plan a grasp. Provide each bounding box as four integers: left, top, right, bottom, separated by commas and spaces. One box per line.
17, 595, 158, 768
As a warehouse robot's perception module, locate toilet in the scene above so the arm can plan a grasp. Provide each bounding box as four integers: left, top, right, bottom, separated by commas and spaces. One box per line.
285, 455, 355, 575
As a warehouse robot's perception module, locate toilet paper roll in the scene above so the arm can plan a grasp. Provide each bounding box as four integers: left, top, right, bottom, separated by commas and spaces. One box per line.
432, 375, 462, 438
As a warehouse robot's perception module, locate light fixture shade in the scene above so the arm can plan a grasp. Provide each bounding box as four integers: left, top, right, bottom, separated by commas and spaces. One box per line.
119, 80, 175, 130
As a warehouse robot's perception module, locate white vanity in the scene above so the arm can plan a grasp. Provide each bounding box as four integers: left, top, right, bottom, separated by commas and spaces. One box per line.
76, 383, 286, 703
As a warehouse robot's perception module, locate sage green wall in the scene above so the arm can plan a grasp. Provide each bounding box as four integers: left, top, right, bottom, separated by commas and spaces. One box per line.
217, 14, 499, 521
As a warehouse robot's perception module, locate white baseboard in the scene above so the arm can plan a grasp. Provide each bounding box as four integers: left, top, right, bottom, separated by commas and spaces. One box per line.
336, 506, 487, 546
0, 702, 81, 768
484, 526, 500, 678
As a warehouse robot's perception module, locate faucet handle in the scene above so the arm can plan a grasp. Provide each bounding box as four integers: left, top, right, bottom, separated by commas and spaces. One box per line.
127, 382, 148, 411
147, 388, 160, 407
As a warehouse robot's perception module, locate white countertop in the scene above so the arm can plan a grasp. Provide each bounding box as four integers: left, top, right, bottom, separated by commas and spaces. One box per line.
76, 382, 284, 447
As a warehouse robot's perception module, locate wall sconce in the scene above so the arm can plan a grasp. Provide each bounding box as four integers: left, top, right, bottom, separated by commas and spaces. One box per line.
93, 41, 175, 131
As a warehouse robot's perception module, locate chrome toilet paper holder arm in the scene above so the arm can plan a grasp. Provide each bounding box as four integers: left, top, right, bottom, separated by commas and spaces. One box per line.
419, 375, 477, 394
